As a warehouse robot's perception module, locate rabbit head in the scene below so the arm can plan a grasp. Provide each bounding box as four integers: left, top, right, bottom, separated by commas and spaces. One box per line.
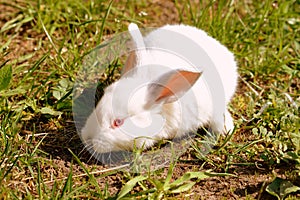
80, 60, 202, 153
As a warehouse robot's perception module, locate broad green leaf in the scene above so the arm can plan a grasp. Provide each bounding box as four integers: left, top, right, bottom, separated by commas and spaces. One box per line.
168, 171, 233, 191
204, 171, 235, 178
0, 64, 12, 91
0, 88, 27, 97
40, 107, 63, 116
150, 179, 164, 190
0, 14, 34, 33
266, 177, 300, 200
59, 78, 70, 89
171, 182, 195, 194
53, 90, 62, 100
170, 171, 211, 187
117, 175, 147, 200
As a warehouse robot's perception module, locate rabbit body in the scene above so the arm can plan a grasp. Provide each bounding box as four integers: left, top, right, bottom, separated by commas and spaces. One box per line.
80, 24, 238, 153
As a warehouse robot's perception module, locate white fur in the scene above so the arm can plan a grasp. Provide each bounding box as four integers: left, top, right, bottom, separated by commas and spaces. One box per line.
80, 23, 238, 153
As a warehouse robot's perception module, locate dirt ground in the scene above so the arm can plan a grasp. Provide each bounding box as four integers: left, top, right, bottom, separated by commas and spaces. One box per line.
2, 1, 299, 199
33, 122, 282, 199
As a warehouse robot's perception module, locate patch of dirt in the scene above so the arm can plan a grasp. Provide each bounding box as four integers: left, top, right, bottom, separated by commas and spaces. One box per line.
0, 3, 41, 60
139, 0, 180, 27
20, 119, 292, 199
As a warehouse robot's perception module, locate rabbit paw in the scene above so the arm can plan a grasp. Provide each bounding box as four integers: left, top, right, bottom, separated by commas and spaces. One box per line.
224, 110, 234, 134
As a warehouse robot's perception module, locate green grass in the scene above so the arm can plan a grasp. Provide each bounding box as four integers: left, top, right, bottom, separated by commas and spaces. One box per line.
0, 0, 299, 199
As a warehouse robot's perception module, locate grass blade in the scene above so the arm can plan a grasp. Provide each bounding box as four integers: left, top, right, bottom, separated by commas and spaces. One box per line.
97, 0, 114, 44
0, 63, 12, 91
68, 149, 102, 192
60, 162, 73, 199
117, 175, 147, 200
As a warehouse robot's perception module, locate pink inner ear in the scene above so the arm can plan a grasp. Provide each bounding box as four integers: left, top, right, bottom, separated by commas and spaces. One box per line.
155, 70, 202, 103
155, 87, 174, 102
121, 51, 137, 76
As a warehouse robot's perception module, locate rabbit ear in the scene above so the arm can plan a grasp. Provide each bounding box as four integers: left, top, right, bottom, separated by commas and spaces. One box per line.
122, 23, 146, 77
122, 51, 137, 76
146, 70, 202, 106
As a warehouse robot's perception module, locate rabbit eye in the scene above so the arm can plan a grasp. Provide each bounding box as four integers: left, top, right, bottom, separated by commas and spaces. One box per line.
112, 118, 124, 128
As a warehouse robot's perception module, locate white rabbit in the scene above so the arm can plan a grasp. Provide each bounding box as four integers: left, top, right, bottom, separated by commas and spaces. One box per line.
80, 23, 238, 154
